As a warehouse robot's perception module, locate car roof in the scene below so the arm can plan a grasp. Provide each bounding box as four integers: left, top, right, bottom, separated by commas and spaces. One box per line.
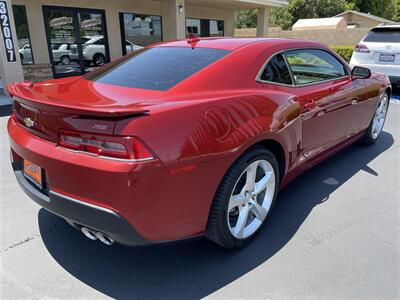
153, 37, 325, 51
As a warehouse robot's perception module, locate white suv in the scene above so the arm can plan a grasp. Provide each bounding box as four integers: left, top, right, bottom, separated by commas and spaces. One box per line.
350, 24, 400, 88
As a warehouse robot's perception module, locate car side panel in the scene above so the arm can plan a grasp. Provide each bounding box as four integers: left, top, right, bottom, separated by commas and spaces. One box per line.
359, 73, 391, 130
115, 92, 304, 236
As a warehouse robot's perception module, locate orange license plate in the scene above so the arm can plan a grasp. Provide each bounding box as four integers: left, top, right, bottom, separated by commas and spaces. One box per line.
23, 160, 42, 188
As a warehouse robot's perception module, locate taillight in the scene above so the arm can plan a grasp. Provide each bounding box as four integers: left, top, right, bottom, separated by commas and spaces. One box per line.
355, 44, 371, 53
59, 132, 154, 161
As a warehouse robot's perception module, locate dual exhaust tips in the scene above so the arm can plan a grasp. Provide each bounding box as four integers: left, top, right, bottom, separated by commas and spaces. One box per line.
81, 227, 114, 245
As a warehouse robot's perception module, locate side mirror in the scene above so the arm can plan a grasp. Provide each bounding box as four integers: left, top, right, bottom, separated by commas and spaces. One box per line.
351, 66, 371, 79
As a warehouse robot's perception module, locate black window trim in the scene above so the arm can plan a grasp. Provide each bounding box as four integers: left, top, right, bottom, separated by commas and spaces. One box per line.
256, 47, 351, 88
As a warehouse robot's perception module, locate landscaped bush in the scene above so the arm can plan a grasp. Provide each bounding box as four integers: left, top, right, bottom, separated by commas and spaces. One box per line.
331, 46, 355, 63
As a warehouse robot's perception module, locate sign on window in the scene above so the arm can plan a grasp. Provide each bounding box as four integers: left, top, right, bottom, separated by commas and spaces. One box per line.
0, 1, 16, 62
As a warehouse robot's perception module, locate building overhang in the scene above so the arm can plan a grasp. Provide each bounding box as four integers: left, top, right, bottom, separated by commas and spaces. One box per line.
185, 0, 288, 9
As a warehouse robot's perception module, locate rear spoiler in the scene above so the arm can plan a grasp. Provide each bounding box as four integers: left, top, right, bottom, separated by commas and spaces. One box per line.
7, 84, 149, 118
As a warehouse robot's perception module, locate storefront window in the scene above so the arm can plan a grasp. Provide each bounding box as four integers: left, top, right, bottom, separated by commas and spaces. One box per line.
12, 5, 33, 64
120, 13, 162, 55
186, 18, 224, 38
186, 18, 201, 37
43, 6, 109, 78
210, 20, 224, 37
46, 9, 80, 76
79, 11, 109, 72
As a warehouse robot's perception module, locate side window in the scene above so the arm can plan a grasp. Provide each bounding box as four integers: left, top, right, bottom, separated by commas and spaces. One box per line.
284, 49, 347, 85
260, 54, 292, 85
93, 38, 104, 45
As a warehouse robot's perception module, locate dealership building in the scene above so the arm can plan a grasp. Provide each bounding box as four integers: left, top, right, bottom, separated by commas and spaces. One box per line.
0, 0, 286, 93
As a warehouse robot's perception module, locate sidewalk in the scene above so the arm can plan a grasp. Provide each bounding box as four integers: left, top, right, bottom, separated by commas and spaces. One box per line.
0, 80, 12, 106
0, 93, 12, 106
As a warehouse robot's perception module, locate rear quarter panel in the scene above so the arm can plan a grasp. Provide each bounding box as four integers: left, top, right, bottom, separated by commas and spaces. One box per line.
114, 90, 303, 235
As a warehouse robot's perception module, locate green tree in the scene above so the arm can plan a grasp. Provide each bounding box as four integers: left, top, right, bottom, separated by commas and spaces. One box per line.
270, 0, 349, 30
396, 0, 400, 21
238, 0, 399, 31
348, 0, 398, 21
237, 9, 258, 28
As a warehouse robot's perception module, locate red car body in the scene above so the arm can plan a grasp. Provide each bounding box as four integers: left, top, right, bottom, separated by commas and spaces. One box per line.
7, 38, 391, 246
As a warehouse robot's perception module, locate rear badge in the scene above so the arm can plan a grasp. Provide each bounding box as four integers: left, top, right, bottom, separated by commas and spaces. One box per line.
92, 124, 109, 131
23, 117, 35, 128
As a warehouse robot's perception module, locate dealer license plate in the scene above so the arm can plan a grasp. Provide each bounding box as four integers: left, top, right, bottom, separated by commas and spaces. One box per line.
23, 160, 42, 188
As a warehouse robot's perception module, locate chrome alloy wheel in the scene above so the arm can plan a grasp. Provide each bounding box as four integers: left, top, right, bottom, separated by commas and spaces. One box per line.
371, 93, 389, 139
227, 159, 276, 239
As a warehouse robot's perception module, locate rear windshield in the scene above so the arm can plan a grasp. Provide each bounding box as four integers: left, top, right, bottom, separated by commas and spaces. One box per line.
87, 47, 230, 91
364, 28, 400, 43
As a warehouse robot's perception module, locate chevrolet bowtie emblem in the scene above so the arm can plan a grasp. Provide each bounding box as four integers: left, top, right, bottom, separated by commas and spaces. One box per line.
23, 117, 35, 128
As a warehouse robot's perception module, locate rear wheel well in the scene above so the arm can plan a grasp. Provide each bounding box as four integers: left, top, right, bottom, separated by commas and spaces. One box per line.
249, 139, 286, 180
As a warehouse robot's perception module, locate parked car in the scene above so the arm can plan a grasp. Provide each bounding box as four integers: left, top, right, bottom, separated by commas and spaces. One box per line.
124, 39, 143, 54
350, 24, 400, 88
19, 43, 33, 64
50, 43, 74, 65
7, 38, 390, 249
81, 35, 142, 66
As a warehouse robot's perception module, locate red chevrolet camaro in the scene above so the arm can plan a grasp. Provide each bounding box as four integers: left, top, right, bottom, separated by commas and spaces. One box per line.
7, 38, 390, 248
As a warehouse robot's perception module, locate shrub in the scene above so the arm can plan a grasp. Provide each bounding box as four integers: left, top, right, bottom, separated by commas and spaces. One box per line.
331, 46, 355, 63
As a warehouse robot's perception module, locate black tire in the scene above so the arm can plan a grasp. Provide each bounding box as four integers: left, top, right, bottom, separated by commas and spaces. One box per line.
60, 55, 70, 65
93, 53, 105, 66
205, 147, 280, 249
360, 92, 389, 146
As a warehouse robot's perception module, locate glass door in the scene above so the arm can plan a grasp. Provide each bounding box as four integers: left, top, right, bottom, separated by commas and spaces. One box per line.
79, 10, 109, 72
43, 6, 109, 78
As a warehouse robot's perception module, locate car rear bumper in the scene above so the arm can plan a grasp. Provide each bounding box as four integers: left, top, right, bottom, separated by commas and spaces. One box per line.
7, 116, 211, 244
12, 160, 149, 246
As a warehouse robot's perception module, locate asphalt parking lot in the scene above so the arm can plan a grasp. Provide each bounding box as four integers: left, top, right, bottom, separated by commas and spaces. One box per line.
0, 101, 399, 299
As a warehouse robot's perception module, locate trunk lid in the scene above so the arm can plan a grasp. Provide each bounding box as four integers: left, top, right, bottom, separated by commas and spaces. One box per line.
8, 76, 166, 117
8, 77, 166, 142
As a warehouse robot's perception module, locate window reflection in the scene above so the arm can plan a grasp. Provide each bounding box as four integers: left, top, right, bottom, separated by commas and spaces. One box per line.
12, 5, 34, 64
79, 12, 109, 70
46, 10, 80, 75
186, 18, 224, 38
186, 19, 201, 37
120, 13, 162, 55
44, 8, 109, 76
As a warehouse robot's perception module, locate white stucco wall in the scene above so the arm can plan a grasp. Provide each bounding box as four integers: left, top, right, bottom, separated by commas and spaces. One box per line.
12, 0, 237, 64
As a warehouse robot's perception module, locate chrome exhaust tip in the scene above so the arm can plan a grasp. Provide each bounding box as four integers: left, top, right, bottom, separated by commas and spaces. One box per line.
96, 232, 114, 245
81, 227, 97, 240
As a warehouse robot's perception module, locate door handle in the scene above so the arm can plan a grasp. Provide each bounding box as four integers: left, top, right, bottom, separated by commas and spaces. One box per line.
304, 100, 318, 111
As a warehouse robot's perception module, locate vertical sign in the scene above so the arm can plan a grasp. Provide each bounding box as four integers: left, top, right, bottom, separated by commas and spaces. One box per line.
0, 1, 16, 62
